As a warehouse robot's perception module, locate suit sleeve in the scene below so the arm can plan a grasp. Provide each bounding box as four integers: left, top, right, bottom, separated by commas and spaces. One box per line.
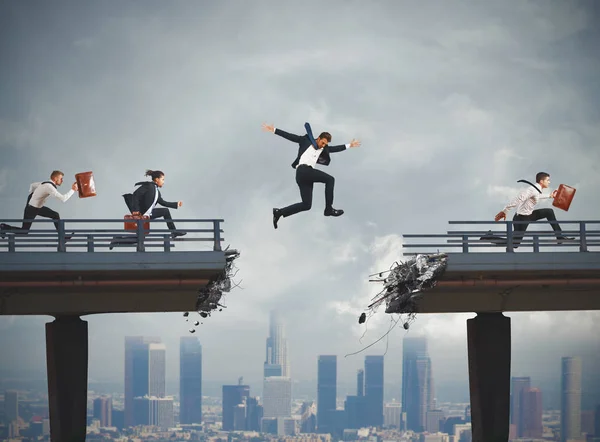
328, 144, 348, 153
274, 128, 303, 143
158, 196, 178, 210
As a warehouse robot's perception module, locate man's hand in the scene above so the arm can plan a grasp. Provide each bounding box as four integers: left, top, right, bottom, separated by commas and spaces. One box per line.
178, 201, 183, 207
349, 138, 361, 148
495, 211, 506, 222
71, 182, 79, 191
550, 189, 557, 198
132, 211, 141, 216
262, 123, 275, 133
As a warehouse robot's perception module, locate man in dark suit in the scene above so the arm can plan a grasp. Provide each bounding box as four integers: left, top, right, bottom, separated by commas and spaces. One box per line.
262, 122, 361, 229
125, 169, 186, 237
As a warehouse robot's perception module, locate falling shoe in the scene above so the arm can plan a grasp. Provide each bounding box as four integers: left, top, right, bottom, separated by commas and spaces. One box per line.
324, 208, 344, 217
273, 208, 282, 229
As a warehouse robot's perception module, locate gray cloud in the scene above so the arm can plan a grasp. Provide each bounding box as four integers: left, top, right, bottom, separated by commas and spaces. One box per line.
1, 0, 599, 400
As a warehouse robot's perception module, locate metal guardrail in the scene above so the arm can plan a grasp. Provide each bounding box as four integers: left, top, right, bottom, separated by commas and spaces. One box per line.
0, 218, 224, 252
402, 220, 600, 254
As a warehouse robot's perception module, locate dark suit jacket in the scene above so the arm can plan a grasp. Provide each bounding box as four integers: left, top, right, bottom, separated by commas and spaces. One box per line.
125, 181, 178, 214
274, 128, 347, 169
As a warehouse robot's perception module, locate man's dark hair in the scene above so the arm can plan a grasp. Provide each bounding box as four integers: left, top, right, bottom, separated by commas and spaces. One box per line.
536, 172, 550, 183
145, 169, 164, 181
50, 170, 64, 179
318, 132, 332, 142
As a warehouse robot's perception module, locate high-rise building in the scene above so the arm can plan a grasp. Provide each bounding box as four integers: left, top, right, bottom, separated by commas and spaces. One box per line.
561, 356, 582, 442
222, 383, 250, 431
246, 396, 263, 432
365, 355, 384, 427
595, 404, 600, 437
426, 409, 446, 433
264, 310, 289, 378
124, 336, 161, 427
133, 396, 174, 428
148, 343, 166, 397
357, 369, 364, 397
317, 355, 337, 433
521, 387, 542, 438
263, 376, 292, 418
4, 390, 18, 423
93, 396, 112, 427
180, 336, 203, 424
300, 401, 317, 433
384, 403, 401, 428
402, 336, 434, 432
510, 376, 531, 437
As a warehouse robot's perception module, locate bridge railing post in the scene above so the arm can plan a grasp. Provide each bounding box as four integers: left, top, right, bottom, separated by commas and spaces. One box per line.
136, 220, 145, 252
57, 220, 66, 252
462, 235, 469, 253
213, 220, 222, 251
533, 234, 540, 253
163, 234, 171, 252
579, 222, 588, 252
506, 221, 514, 253
86, 235, 94, 253
8, 235, 16, 252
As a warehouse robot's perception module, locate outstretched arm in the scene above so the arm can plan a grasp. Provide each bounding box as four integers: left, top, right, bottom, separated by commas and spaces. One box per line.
262, 123, 302, 143
329, 138, 361, 153
49, 182, 78, 203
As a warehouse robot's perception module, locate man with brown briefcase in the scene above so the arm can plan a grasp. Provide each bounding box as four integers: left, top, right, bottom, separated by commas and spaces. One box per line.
493, 172, 574, 248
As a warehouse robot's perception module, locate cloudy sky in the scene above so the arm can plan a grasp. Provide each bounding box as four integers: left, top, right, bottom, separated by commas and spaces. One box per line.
1, 1, 599, 405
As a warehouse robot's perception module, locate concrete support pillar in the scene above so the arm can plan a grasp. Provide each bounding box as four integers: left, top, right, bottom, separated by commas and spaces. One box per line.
46, 316, 88, 442
467, 312, 511, 442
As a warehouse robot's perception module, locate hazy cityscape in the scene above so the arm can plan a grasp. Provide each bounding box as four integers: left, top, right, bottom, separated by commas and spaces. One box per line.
1, 311, 599, 442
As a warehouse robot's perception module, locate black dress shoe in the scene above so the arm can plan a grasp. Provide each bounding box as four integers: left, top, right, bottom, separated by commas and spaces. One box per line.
557, 236, 575, 244
171, 231, 187, 238
0, 223, 7, 239
324, 208, 344, 217
273, 208, 282, 229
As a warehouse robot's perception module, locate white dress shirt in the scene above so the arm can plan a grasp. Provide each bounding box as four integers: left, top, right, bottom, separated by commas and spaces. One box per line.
502, 183, 552, 216
143, 186, 160, 217
28, 182, 74, 208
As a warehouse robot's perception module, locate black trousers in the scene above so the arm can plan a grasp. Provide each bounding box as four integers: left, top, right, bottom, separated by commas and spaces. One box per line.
3, 204, 60, 233
150, 208, 177, 231
280, 165, 335, 217
513, 208, 563, 246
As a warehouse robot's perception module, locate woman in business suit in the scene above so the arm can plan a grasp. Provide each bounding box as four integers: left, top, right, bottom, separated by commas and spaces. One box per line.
131, 170, 186, 237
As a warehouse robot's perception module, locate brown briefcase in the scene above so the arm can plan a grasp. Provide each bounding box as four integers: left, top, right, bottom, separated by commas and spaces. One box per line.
552, 184, 576, 211
124, 214, 150, 232
75, 171, 97, 198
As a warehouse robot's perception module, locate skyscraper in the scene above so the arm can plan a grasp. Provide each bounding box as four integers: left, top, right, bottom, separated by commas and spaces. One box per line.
4, 390, 18, 423
317, 355, 337, 433
180, 336, 203, 424
521, 387, 542, 438
222, 383, 250, 431
402, 336, 434, 432
264, 310, 289, 378
93, 396, 112, 427
561, 356, 582, 442
263, 376, 292, 418
357, 369, 364, 397
511, 376, 531, 437
365, 355, 384, 427
148, 343, 166, 397
124, 336, 161, 427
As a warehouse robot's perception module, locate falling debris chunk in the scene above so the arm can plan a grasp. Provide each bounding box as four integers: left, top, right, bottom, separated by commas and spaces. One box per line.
185, 248, 241, 333
358, 312, 366, 324
360, 253, 448, 325
183, 312, 189, 317
189, 329, 196, 334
